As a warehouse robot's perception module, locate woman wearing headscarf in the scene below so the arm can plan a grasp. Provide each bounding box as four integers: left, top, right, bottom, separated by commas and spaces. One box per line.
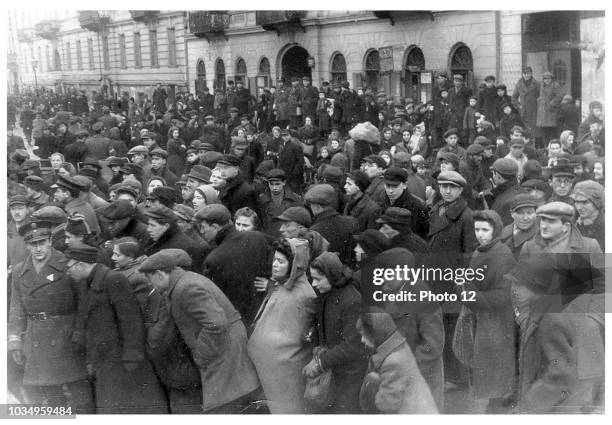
456, 209, 516, 413
357, 307, 438, 414
247, 238, 317, 413
570, 180, 605, 251
303, 252, 368, 413
192, 184, 220, 212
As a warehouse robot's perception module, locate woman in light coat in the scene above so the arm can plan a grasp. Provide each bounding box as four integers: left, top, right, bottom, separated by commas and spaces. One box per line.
247, 238, 317, 413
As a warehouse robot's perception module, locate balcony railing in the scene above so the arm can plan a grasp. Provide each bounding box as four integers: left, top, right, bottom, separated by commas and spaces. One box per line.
34, 20, 60, 39
129, 11, 160, 22
188, 11, 230, 38
372, 11, 434, 25
255, 11, 306, 34
78, 11, 111, 32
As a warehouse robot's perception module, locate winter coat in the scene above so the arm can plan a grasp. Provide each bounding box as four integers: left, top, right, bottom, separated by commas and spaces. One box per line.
288, 86, 303, 116
247, 239, 317, 413
143, 222, 207, 272
77, 264, 167, 413
448, 86, 473, 130
202, 225, 271, 325
115, 256, 156, 315
84, 134, 112, 161
517, 293, 604, 413
164, 268, 260, 411
65, 198, 100, 235
360, 331, 438, 414
576, 211, 605, 252
343, 193, 381, 231
536, 81, 564, 128
380, 188, 430, 239
512, 77, 540, 131
8, 249, 88, 386
257, 187, 303, 236
166, 138, 187, 177
478, 86, 499, 124
278, 139, 305, 192
274, 87, 291, 121
499, 222, 538, 259
490, 181, 525, 227
314, 282, 369, 413
7, 220, 28, 268
302, 86, 320, 119
557, 103, 581, 134
218, 173, 259, 216
461, 240, 516, 399
311, 208, 360, 265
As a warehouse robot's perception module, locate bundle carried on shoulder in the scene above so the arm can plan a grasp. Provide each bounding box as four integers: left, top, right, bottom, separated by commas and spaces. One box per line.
349, 121, 380, 145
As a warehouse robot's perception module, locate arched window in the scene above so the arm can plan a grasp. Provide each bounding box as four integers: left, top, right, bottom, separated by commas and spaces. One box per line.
364, 49, 380, 91
258, 57, 271, 89
196, 59, 207, 93
235, 57, 247, 85
450, 43, 473, 86
331, 52, 347, 83
215, 58, 225, 91
404, 46, 425, 100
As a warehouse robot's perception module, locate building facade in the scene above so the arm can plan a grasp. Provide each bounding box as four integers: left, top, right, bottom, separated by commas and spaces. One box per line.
8, 10, 189, 101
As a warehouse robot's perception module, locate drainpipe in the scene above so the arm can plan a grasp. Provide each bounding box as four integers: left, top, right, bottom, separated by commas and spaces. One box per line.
495, 11, 502, 81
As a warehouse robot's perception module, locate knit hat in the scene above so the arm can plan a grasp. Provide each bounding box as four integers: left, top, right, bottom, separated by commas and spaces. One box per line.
570, 180, 605, 210
392, 151, 411, 168
148, 186, 178, 208
194, 184, 220, 205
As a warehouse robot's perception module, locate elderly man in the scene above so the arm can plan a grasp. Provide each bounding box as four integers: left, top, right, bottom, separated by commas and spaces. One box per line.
140, 249, 260, 413
9, 221, 95, 413
64, 243, 166, 413
570, 180, 605, 251
499, 193, 540, 259
197, 204, 271, 325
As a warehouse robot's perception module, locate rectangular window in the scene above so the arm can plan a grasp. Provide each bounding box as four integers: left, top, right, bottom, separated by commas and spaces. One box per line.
149, 29, 158, 67
102, 34, 110, 70
46, 45, 51, 71
88, 38, 95, 70
37, 46, 42, 71
134, 32, 142, 68
167, 28, 176, 67
76, 40, 82, 70
66, 42, 71, 70
119, 33, 126, 68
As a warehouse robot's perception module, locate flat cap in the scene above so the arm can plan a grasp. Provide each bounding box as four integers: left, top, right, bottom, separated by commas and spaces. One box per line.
75, 129, 90, 139
31, 206, 67, 224
54, 174, 86, 192
82, 159, 102, 169
536, 201, 575, 219
65, 214, 92, 235
148, 186, 177, 208
521, 178, 550, 192
376, 207, 412, 226
65, 242, 98, 263
550, 158, 575, 177
143, 205, 177, 224
542, 72, 554, 79
322, 165, 343, 183
78, 167, 98, 181
510, 193, 539, 211
383, 167, 408, 185
363, 155, 387, 169
139, 249, 193, 273
353, 229, 391, 255
466, 144, 484, 155
266, 168, 286, 181
119, 163, 143, 177
92, 122, 104, 132
21, 159, 40, 170
229, 107, 239, 113
304, 184, 336, 206
24, 175, 46, 192
173, 204, 195, 222
187, 165, 212, 183
437, 170, 467, 187
453, 74, 464, 81
107, 156, 126, 167
72, 175, 92, 191
100, 199, 136, 221
474, 136, 493, 147
128, 145, 149, 155
194, 204, 231, 225
217, 155, 241, 167
589, 101, 603, 110
275, 206, 312, 227
114, 184, 139, 199
197, 141, 216, 151
150, 148, 168, 159
9, 194, 29, 208
443, 128, 459, 138
491, 158, 519, 176
570, 180, 604, 209
484, 75, 496, 82
19, 220, 52, 242
410, 154, 425, 164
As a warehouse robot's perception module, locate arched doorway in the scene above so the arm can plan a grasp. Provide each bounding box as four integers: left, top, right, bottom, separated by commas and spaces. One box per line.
449, 43, 473, 88
214, 58, 226, 91
280, 45, 311, 83
195, 59, 207, 94
404, 46, 425, 101
364, 49, 380, 91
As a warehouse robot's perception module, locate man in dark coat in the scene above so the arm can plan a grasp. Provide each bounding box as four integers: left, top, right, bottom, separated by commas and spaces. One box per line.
257, 169, 303, 236
153, 83, 168, 113
198, 205, 272, 325
511, 67, 540, 133
216, 155, 259, 215
458, 144, 491, 210
277, 129, 305, 193
379, 167, 429, 239
84, 122, 112, 161
301, 76, 319, 122
140, 249, 261, 413
478, 75, 499, 125
448, 74, 473, 141
149, 148, 179, 188
376, 207, 429, 260
362, 155, 388, 206
489, 158, 525, 226
499, 193, 539, 259
64, 130, 90, 167
64, 243, 167, 413
305, 184, 359, 265
142, 205, 207, 272
99, 199, 151, 250
343, 170, 381, 231
233, 81, 252, 116
9, 222, 95, 413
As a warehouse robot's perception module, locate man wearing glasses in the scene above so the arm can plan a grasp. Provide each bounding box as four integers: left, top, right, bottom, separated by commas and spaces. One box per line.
549, 158, 576, 205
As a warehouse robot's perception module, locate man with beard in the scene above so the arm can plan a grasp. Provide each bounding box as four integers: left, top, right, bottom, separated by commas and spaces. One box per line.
197, 204, 271, 326
256, 169, 303, 235
216, 155, 258, 215
458, 144, 491, 210
9, 221, 95, 413
499, 193, 540, 259
149, 148, 178, 188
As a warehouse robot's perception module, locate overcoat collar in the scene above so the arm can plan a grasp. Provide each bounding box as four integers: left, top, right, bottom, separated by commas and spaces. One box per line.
370, 331, 406, 369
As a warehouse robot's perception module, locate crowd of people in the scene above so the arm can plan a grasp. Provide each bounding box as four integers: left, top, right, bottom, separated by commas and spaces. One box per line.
6, 65, 605, 415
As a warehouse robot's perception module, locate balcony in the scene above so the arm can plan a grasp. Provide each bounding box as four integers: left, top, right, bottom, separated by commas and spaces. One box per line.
129, 11, 160, 22
372, 11, 434, 25
255, 11, 306, 34
188, 11, 230, 40
34, 20, 60, 40
78, 11, 111, 32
